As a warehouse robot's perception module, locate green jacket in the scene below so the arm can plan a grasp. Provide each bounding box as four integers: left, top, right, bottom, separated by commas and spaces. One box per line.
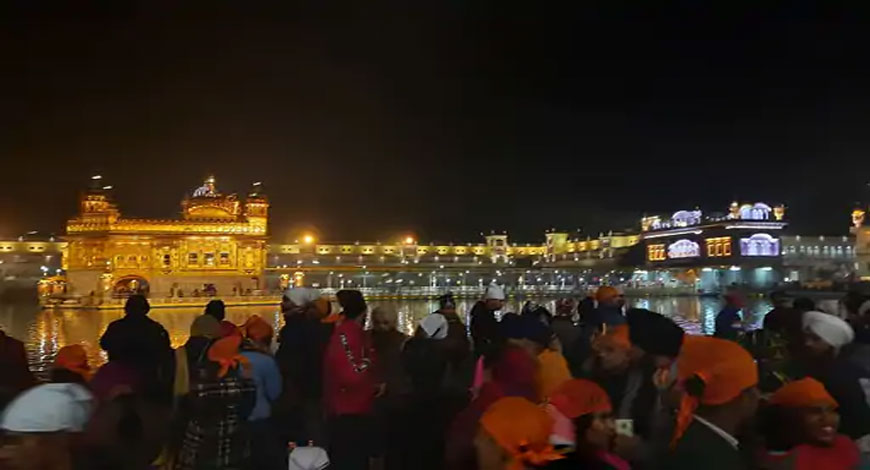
664, 420, 747, 470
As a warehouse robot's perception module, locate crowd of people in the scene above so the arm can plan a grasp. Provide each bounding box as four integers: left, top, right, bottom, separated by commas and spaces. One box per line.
0, 284, 869, 470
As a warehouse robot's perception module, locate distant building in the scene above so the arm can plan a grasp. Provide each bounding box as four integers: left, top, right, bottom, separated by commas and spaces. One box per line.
637, 201, 787, 292
781, 235, 855, 282
62, 176, 268, 298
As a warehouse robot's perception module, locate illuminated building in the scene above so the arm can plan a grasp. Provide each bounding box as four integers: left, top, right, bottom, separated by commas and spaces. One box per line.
781, 235, 855, 282
637, 202, 788, 291
63, 176, 268, 298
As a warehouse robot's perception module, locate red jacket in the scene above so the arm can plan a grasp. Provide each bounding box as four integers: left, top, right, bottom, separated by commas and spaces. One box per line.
323, 319, 376, 416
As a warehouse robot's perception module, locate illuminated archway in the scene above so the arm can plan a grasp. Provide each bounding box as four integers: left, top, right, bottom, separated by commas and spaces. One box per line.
113, 275, 150, 296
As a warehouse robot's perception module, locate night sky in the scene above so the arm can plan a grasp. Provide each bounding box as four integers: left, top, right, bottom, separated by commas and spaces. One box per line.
2, 3, 868, 243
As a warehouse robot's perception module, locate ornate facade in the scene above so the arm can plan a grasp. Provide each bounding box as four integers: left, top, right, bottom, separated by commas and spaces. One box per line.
64, 176, 268, 297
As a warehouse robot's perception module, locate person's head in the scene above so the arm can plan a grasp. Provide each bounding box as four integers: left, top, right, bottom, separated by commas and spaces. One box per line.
591, 324, 632, 374
792, 297, 816, 313
124, 294, 149, 317
625, 308, 684, 368
555, 298, 575, 316
484, 285, 505, 311
204, 299, 226, 321
769, 378, 840, 447
190, 314, 221, 339
802, 311, 854, 358
770, 290, 788, 308
549, 379, 615, 452
672, 336, 759, 446
281, 287, 322, 315
418, 313, 448, 340
371, 305, 399, 333
52, 344, 91, 383
207, 335, 250, 379
502, 314, 551, 356
243, 315, 274, 347
475, 397, 562, 470
336, 289, 367, 322
595, 286, 619, 308
723, 288, 745, 308
438, 293, 457, 316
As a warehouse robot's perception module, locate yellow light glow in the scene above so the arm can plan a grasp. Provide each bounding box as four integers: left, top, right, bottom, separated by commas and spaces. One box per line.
303, 235, 314, 244
404, 236, 415, 244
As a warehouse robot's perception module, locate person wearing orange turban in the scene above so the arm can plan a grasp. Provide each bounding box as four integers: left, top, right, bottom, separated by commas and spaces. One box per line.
207, 335, 251, 379
475, 396, 563, 470
760, 378, 860, 470
665, 336, 759, 470
588, 286, 626, 330
239, 315, 283, 470
544, 379, 631, 470
53, 344, 92, 381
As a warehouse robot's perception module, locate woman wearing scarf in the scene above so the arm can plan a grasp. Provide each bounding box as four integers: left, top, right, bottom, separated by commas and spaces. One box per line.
544, 378, 630, 470
759, 378, 860, 470
798, 311, 870, 444
174, 334, 256, 470
445, 335, 539, 470
664, 336, 759, 470
474, 396, 562, 470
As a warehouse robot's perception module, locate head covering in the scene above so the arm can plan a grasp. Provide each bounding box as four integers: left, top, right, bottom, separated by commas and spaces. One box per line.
0, 383, 94, 432
207, 334, 251, 378
502, 314, 552, 346
371, 305, 399, 329
336, 289, 367, 319
555, 298, 575, 315
536, 349, 572, 399
190, 314, 221, 338
594, 324, 631, 350
243, 315, 274, 342
285, 287, 322, 307
491, 346, 539, 401
549, 378, 612, 419
419, 313, 448, 340
438, 293, 456, 310
595, 286, 619, 304
858, 299, 870, 317
219, 320, 241, 338
288, 446, 330, 470
479, 397, 563, 470
803, 311, 854, 349
204, 299, 226, 320
484, 284, 505, 301
672, 336, 758, 446
626, 308, 684, 358
54, 344, 91, 380
124, 294, 149, 316
770, 378, 838, 409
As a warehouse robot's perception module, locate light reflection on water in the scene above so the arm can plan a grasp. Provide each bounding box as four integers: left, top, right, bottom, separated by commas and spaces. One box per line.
0, 296, 771, 374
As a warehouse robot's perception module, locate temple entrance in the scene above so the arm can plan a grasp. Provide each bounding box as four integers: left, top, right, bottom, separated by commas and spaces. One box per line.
113, 275, 150, 297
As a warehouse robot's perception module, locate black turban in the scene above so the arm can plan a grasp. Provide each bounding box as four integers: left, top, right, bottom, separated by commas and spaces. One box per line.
626, 308, 684, 358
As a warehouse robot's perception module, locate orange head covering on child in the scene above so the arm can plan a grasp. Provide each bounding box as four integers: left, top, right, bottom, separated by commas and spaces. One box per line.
243, 315, 274, 342
207, 334, 251, 378
480, 397, 563, 470
671, 336, 758, 446
770, 377, 837, 409
54, 344, 91, 380
548, 378, 612, 419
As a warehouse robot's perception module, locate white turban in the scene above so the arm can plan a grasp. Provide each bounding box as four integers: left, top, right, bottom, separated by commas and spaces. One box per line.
284, 287, 322, 307
858, 300, 870, 317
0, 383, 93, 432
484, 284, 505, 300
419, 313, 448, 340
288, 445, 330, 470
803, 310, 854, 349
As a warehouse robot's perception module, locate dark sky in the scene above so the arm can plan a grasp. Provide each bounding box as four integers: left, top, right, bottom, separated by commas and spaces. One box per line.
2, 3, 869, 243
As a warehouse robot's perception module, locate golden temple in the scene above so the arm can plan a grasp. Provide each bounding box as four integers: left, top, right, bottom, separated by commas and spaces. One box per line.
63, 176, 269, 298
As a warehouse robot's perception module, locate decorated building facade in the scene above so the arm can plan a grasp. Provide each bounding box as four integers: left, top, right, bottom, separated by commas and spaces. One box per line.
63, 176, 268, 298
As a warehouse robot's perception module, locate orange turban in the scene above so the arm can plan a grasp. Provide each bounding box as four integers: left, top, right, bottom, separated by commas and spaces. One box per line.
596, 286, 620, 303
536, 350, 573, 399
548, 378, 612, 419
54, 344, 91, 380
243, 315, 273, 342
672, 336, 758, 446
207, 335, 250, 378
480, 397, 563, 470
770, 377, 837, 409
219, 320, 241, 338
